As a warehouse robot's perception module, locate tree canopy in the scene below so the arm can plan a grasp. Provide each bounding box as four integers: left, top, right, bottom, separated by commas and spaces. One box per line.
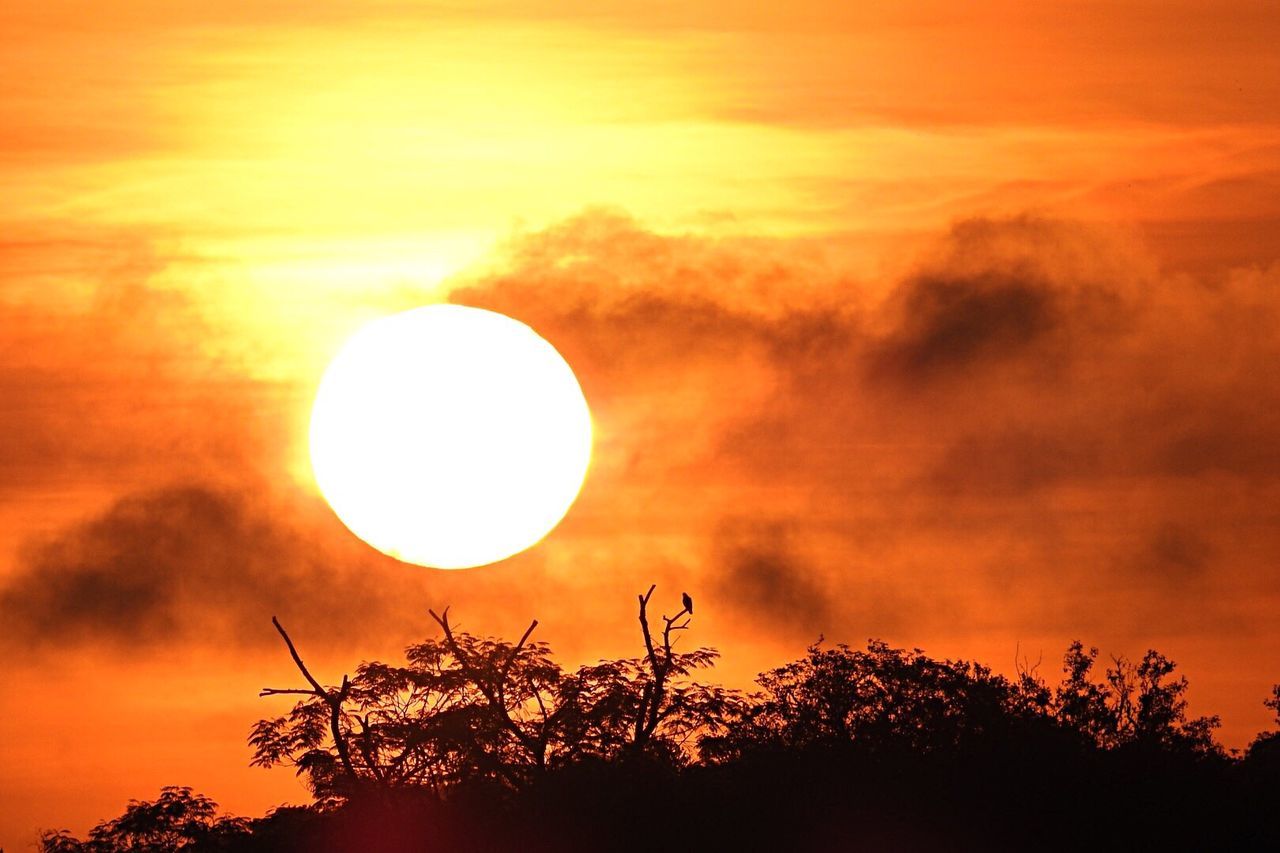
40, 587, 1280, 853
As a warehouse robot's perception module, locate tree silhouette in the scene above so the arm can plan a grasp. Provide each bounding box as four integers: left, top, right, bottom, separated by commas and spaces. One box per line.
1052, 640, 1118, 745
1047, 642, 1221, 754
249, 587, 736, 798
38, 788, 248, 853
696, 635, 1225, 770
700, 639, 1045, 762
35, 592, 1280, 853
1245, 683, 1280, 777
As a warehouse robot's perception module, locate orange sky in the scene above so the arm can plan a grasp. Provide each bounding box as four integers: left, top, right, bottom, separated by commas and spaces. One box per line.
3, 1, 1280, 848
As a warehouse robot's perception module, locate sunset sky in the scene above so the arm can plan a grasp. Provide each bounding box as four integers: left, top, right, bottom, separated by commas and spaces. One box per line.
3, 1, 1280, 847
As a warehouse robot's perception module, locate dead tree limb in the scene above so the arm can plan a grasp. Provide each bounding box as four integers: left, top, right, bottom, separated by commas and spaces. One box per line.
633, 586, 691, 747
638, 584, 659, 675
261, 616, 359, 786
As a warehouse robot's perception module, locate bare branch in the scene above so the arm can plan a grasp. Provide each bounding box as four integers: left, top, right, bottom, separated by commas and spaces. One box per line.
502, 620, 539, 678
427, 606, 451, 633
632, 588, 696, 749
660, 608, 691, 662
638, 585, 659, 674
265, 616, 359, 787
272, 616, 326, 696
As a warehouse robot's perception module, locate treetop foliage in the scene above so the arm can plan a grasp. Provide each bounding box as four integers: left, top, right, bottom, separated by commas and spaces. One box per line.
40, 788, 248, 853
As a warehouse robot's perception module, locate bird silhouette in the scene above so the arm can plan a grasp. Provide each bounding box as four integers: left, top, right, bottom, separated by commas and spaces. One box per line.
682, 592, 693, 614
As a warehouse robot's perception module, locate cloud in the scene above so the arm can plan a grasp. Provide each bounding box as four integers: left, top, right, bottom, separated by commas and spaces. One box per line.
867, 215, 1143, 386
870, 270, 1060, 382
1146, 523, 1214, 582
445, 210, 1280, 658
0, 478, 703, 659
0, 224, 301, 502
0, 485, 425, 651
7, 209, 1280, 701
1155, 420, 1280, 479
711, 520, 832, 636
928, 428, 1103, 497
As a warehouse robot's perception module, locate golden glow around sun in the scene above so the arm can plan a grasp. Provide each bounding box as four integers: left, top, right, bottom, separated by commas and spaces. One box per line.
309, 305, 593, 569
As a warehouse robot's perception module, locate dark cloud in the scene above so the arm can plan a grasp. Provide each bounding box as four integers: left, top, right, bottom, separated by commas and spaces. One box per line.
708, 519, 935, 644
866, 216, 1142, 390
1146, 523, 1214, 582
711, 520, 832, 636
0, 485, 427, 651
1156, 422, 1280, 479
871, 271, 1060, 382
0, 479, 695, 659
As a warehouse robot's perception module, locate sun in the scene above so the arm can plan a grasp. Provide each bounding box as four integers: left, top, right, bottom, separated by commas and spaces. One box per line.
308, 304, 593, 569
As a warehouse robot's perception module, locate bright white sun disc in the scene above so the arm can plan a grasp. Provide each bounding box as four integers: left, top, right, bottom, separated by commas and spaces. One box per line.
309, 305, 592, 569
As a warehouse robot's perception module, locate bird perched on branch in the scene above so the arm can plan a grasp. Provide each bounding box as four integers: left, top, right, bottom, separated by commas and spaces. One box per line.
682, 592, 693, 614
